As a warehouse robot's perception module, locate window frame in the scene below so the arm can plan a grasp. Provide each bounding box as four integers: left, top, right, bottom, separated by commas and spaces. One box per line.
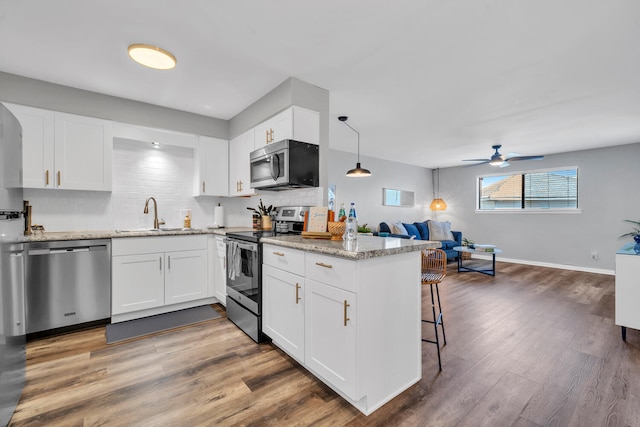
475, 166, 581, 214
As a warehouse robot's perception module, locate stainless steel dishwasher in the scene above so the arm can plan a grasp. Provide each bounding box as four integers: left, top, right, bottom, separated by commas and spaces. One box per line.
25, 239, 111, 334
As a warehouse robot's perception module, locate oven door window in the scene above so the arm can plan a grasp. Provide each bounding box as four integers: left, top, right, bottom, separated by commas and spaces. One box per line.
226, 241, 260, 310
251, 151, 287, 184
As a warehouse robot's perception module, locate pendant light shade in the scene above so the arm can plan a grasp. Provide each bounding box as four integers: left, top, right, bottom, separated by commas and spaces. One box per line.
430, 168, 447, 211
339, 116, 372, 177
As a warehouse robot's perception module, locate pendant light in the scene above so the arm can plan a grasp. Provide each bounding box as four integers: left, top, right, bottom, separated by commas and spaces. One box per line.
430, 168, 447, 211
338, 116, 371, 177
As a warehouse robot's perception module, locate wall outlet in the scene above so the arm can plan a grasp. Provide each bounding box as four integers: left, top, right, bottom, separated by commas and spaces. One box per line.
591, 250, 598, 260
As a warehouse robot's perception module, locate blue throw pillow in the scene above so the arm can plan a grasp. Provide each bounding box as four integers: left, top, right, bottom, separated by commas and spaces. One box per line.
414, 222, 430, 240
402, 223, 421, 240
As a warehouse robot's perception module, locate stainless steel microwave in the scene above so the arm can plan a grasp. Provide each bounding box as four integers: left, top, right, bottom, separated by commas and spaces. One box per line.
249, 139, 319, 190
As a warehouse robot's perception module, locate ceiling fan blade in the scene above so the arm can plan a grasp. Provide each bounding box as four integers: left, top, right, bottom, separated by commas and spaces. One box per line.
499, 161, 510, 168
503, 152, 520, 160
462, 159, 490, 163
508, 155, 544, 161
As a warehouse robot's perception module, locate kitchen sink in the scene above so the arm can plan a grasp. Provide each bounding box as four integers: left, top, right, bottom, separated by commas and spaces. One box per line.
114, 228, 189, 233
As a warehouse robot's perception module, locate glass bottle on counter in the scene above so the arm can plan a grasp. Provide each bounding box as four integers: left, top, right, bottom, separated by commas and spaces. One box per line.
338, 203, 346, 220
345, 202, 358, 242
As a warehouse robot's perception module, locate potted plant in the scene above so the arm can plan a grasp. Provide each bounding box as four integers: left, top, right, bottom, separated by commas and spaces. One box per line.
357, 223, 372, 235
461, 237, 474, 259
247, 199, 274, 230
619, 220, 640, 254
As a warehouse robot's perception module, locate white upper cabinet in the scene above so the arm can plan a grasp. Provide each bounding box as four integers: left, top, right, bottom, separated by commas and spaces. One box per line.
195, 136, 228, 196
254, 106, 319, 146
228, 127, 256, 196
5, 103, 112, 191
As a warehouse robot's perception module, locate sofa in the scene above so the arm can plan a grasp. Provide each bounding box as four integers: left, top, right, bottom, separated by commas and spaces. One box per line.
375, 220, 462, 262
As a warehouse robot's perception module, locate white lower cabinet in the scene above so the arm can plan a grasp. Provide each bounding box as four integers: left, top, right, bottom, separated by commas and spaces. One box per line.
305, 278, 357, 399
164, 250, 207, 305
112, 235, 211, 322
263, 264, 305, 362
262, 243, 422, 416
112, 253, 164, 314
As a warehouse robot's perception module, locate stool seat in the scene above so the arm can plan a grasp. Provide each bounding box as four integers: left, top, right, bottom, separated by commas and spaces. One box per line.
421, 248, 447, 371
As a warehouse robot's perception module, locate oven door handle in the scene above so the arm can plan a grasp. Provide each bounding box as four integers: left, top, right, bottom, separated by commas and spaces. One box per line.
227, 240, 258, 252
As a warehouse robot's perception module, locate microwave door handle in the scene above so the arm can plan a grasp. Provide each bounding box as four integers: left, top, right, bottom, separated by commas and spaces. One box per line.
270, 153, 280, 181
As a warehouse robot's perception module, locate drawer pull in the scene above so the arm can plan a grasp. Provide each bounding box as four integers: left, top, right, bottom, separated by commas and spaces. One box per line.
315, 262, 333, 269
273, 251, 285, 256
295, 283, 301, 304
343, 300, 350, 326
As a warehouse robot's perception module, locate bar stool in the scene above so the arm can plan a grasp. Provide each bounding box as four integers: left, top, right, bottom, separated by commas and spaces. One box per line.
421, 248, 447, 371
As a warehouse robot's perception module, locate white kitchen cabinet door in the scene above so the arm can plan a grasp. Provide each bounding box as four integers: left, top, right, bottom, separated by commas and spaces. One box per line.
254, 106, 320, 146
305, 279, 357, 400
54, 112, 112, 191
196, 136, 228, 196
164, 249, 208, 305
213, 236, 227, 305
263, 265, 305, 363
4, 103, 55, 188
228, 128, 256, 196
112, 254, 164, 315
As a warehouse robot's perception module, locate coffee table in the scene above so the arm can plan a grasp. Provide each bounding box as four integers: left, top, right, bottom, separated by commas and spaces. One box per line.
453, 246, 502, 276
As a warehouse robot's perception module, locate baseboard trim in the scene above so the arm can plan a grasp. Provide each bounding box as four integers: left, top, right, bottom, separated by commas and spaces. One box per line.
471, 254, 614, 276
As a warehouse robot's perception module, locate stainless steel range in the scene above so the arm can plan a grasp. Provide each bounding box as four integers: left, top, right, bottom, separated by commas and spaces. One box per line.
225, 206, 309, 343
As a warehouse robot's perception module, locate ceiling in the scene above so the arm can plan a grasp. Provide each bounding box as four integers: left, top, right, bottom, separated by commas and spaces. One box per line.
1, 0, 639, 169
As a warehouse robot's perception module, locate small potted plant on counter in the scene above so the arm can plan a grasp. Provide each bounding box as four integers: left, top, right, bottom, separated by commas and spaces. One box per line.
247, 199, 274, 230
619, 219, 640, 254
357, 223, 373, 235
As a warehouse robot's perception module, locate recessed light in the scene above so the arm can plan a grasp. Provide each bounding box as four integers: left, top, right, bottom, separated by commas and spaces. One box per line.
151, 142, 160, 149
128, 44, 176, 70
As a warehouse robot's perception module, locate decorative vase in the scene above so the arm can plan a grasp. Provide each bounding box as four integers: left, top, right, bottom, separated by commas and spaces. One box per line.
634, 234, 640, 254
261, 215, 272, 231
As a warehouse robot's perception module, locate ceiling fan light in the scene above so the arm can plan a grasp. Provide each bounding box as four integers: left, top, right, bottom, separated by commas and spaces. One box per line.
128, 44, 176, 70
346, 163, 371, 177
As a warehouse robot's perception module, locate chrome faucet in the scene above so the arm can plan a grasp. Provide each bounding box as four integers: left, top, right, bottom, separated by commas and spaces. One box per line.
143, 197, 165, 229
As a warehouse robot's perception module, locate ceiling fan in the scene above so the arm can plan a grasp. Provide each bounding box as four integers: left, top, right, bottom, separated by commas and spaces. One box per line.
463, 144, 544, 167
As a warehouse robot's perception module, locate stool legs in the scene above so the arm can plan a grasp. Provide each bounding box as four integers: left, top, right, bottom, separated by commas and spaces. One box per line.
422, 282, 446, 371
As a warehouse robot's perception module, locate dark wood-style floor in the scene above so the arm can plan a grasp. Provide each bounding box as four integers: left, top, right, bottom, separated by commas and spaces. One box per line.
10, 261, 640, 426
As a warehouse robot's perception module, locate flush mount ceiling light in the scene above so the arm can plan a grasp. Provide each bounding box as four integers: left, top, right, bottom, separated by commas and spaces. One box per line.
128, 44, 176, 70
338, 116, 371, 177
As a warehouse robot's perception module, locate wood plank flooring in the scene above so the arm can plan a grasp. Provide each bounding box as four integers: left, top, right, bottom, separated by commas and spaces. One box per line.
10, 262, 640, 426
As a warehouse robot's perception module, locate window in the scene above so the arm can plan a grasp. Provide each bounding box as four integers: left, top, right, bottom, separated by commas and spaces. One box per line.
477, 168, 578, 211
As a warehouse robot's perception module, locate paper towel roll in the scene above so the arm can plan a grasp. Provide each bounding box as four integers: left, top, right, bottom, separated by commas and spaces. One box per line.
213, 204, 224, 227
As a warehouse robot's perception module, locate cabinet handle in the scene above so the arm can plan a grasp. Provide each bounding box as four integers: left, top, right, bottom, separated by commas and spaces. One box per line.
168, 255, 171, 270
202, 181, 206, 193
45, 170, 49, 186
57, 170, 61, 186
273, 251, 285, 256
295, 283, 301, 304
239, 180, 243, 191
269, 128, 274, 143
315, 262, 333, 269
343, 300, 350, 326
159, 256, 162, 271
265, 129, 269, 144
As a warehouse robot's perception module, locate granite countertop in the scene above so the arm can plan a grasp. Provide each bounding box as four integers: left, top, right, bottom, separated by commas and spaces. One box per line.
260, 235, 441, 260
22, 226, 254, 242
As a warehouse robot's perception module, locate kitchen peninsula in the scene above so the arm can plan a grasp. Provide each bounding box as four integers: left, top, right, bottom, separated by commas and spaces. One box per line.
260, 235, 440, 415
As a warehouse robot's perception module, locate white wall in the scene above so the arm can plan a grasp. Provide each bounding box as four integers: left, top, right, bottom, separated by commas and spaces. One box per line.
437, 142, 640, 273
328, 149, 432, 231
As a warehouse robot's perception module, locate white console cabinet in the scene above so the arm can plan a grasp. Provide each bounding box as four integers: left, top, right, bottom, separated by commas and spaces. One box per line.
112, 235, 210, 322
615, 246, 640, 340
262, 243, 421, 415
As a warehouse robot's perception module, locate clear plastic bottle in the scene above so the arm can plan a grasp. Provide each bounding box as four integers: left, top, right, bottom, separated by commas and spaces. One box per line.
348, 202, 357, 220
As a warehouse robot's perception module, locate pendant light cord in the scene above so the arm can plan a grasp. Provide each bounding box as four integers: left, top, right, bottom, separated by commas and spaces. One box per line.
341, 121, 361, 162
